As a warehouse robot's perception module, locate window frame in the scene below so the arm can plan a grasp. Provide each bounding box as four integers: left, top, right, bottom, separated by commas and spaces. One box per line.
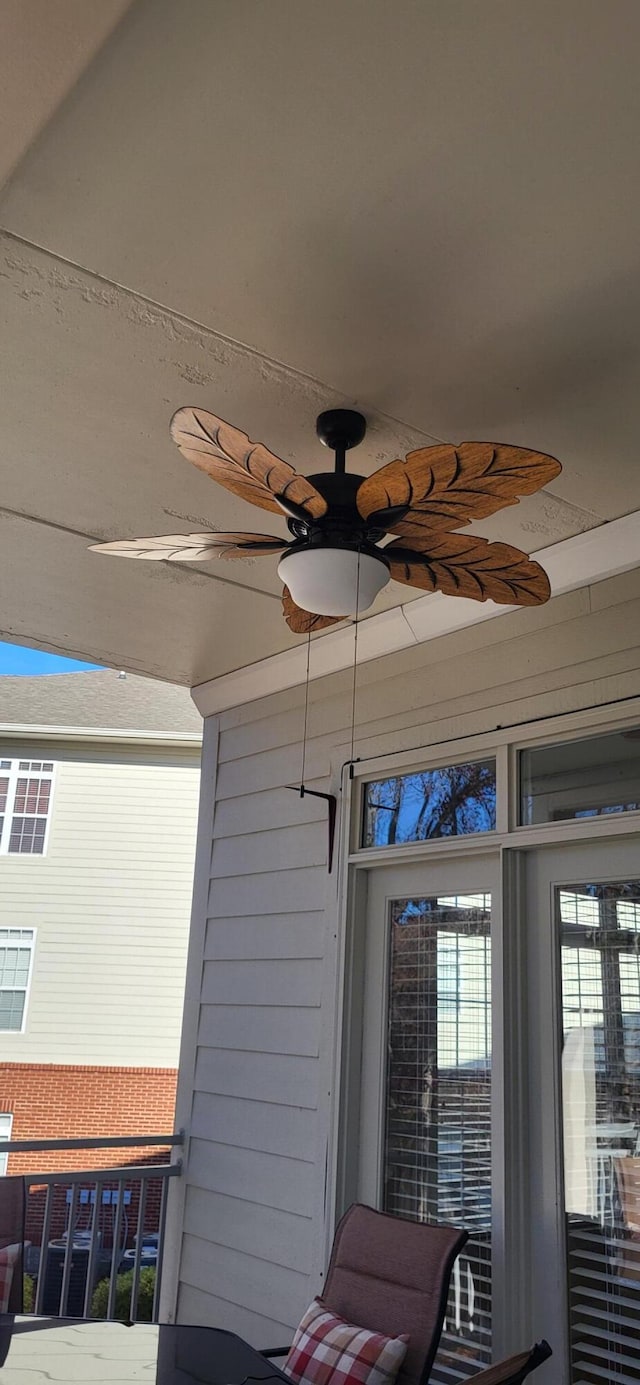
347, 698, 640, 862
0, 926, 36, 1033
0, 758, 55, 857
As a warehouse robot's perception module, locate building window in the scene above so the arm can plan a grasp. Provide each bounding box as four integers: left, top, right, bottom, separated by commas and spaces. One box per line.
0, 1114, 12, 1175
0, 928, 35, 1031
0, 759, 54, 855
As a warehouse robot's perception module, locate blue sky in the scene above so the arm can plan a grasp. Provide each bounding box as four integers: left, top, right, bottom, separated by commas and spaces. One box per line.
0, 641, 100, 676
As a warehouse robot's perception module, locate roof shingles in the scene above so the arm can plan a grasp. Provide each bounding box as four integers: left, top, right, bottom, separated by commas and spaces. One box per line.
0, 669, 202, 736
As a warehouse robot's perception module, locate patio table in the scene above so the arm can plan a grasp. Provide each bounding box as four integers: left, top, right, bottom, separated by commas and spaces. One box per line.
0, 1316, 292, 1385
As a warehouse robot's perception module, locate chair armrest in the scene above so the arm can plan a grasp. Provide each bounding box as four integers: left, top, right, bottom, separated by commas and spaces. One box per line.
260, 1346, 291, 1360
464, 1340, 552, 1385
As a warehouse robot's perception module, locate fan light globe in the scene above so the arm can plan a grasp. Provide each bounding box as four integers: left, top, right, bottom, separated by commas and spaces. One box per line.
277, 546, 390, 618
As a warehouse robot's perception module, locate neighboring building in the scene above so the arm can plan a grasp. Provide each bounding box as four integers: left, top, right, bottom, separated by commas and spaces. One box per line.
0, 669, 201, 1190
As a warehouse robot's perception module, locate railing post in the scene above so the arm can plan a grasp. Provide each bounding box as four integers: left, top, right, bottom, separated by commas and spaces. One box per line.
33, 1183, 54, 1317
59, 1183, 79, 1316
153, 1174, 170, 1323
129, 1176, 148, 1323
106, 1179, 126, 1320
82, 1180, 103, 1319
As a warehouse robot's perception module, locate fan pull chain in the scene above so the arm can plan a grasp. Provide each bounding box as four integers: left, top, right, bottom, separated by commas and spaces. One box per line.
349, 548, 362, 779
299, 630, 312, 793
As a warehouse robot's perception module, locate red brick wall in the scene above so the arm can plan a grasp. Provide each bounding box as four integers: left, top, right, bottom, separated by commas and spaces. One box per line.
1, 1064, 178, 1249
2, 1064, 177, 1171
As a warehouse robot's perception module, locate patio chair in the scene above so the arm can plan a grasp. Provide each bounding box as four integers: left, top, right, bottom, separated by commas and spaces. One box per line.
263, 1205, 552, 1385
264, 1203, 469, 1385
0, 1174, 27, 1367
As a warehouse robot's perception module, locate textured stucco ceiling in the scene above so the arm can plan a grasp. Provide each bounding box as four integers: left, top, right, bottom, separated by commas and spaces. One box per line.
1, 0, 640, 685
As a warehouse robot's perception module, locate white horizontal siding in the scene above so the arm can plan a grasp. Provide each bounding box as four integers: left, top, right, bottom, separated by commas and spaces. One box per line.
211, 821, 326, 876
0, 742, 200, 1066
197, 1005, 321, 1056
180, 1233, 312, 1330
208, 867, 328, 918
173, 568, 640, 1345
183, 1188, 313, 1274
190, 1093, 318, 1162
188, 1137, 314, 1216
177, 1283, 295, 1343
195, 1048, 319, 1108
213, 787, 326, 838
204, 912, 325, 961
201, 958, 323, 1008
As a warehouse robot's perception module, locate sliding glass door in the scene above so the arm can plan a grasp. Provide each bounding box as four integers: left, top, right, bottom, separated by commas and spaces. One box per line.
359, 855, 498, 1383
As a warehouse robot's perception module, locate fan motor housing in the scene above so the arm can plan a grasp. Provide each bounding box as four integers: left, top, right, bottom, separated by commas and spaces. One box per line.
307, 471, 366, 515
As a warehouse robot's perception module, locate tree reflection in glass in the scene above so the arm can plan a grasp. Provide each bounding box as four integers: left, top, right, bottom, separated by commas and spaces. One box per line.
363, 760, 496, 848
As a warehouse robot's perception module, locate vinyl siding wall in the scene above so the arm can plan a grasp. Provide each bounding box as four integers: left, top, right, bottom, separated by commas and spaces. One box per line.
0, 741, 200, 1067
172, 568, 640, 1342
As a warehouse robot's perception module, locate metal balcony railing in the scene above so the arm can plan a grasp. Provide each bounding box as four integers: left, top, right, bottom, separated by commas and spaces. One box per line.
0, 1131, 183, 1322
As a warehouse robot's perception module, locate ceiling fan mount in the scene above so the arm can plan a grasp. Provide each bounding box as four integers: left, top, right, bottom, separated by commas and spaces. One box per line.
91, 404, 562, 634
316, 407, 367, 459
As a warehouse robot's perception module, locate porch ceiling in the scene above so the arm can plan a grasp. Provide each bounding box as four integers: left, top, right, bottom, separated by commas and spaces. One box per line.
1, 0, 640, 686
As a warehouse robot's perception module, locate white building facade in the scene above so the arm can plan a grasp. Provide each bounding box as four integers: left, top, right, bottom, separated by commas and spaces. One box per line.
0, 670, 201, 1180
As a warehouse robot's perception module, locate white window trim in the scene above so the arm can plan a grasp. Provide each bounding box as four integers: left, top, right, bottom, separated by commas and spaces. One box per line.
0, 1113, 13, 1175
0, 926, 36, 1034
0, 759, 55, 857
347, 696, 640, 862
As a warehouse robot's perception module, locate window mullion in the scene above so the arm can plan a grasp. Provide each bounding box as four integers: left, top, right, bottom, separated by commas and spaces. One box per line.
0, 763, 19, 855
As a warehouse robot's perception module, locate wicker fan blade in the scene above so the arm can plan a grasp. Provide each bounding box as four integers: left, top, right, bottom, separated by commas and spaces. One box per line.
91, 532, 288, 561
282, 587, 345, 633
357, 442, 561, 535
171, 408, 328, 522
386, 533, 551, 606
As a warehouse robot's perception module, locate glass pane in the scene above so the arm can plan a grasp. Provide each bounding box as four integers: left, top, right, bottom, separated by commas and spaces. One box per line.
363, 761, 496, 847
8, 816, 47, 854
559, 880, 640, 1383
0, 989, 25, 1030
384, 892, 492, 1381
0, 943, 31, 989
521, 728, 640, 825
14, 776, 50, 814
0, 928, 34, 945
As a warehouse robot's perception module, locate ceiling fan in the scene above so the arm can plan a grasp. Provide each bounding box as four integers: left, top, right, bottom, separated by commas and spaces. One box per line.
91, 407, 562, 633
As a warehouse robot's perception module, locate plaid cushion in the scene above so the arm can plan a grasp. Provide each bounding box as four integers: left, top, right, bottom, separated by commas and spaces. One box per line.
0, 1243, 21, 1314
284, 1298, 409, 1385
